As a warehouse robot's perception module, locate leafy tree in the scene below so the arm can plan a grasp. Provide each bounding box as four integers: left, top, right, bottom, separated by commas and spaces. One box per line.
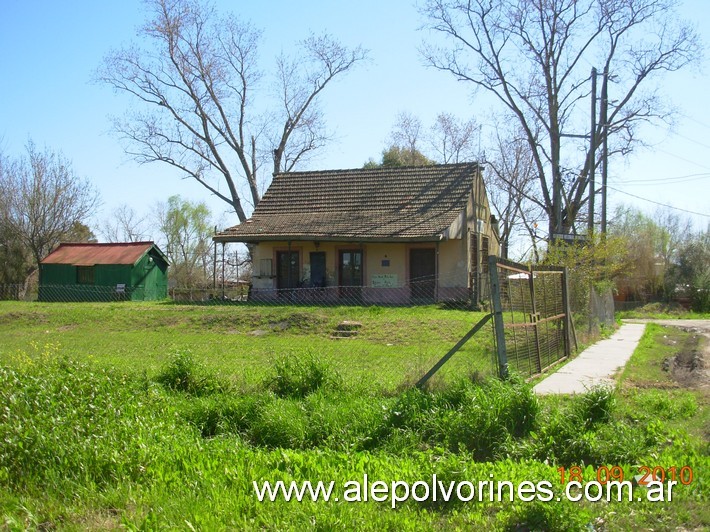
0, 142, 99, 278
610, 205, 693, 302
666, 226, 710, 312
422, 0, 700, 238
98, 0, 368, 222
543, 232, 628, 326
157, 195, 213, 288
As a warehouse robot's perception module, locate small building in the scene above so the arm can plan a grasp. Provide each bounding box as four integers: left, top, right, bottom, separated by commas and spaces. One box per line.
39, 242, 169, 302
214, 163, 500, 305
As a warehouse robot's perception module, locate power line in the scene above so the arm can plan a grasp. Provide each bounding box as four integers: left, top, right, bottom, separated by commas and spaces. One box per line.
668, 130, 710, 151
678, 112, 710, 131
655, 148, 710, 172
618, 172, 710, 185
607, 185, 710, 218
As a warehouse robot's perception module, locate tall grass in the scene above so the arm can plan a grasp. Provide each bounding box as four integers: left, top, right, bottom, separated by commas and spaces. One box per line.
0, 309, 707, 529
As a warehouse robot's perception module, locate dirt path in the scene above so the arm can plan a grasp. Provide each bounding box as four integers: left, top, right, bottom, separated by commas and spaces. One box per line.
624, 319, 710, 388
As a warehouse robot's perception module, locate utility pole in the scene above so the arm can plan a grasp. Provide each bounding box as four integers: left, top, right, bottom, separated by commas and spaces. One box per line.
588, 68, 597, 234
601, 66, 609, 234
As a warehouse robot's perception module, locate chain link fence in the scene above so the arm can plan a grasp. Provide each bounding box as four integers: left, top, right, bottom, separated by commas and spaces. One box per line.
1, 259, 570, 387
0, 276, 498, 393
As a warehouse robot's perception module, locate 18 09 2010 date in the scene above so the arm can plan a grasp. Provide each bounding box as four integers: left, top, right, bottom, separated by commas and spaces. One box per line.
558, 465, 694, 486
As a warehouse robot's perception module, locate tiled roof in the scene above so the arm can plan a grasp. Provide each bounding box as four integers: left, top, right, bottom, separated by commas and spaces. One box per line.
215, 163, 480, 242
41, 242, 166, 266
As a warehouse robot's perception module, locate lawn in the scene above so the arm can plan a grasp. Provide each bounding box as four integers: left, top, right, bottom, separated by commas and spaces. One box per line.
0, 301, 496, 392
0, 302, 707, 530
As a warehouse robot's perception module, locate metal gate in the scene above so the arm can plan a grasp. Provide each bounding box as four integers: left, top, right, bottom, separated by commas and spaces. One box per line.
488, 256, 573, 378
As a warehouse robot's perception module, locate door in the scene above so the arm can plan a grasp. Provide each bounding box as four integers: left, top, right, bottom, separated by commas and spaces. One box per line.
310, 252, 326, 287
276, 250, 299, 295
409, 248, 436, 302
338, 250, 363, 300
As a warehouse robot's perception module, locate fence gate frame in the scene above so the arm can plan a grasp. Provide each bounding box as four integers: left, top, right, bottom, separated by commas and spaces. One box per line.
488, 255, 574, 379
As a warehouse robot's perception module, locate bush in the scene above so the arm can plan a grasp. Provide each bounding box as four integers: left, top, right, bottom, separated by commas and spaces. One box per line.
375, 378, 539, 460
156, 351, 221, 396
267, 352, 341, 398
574, 385, 616, 428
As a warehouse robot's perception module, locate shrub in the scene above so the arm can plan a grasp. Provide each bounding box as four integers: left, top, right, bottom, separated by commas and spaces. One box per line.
182, 393, 263, 438
249, 398, 309, 448
575, 385, 616, 428
156, 351, 221, 396
267, 352, 341, 398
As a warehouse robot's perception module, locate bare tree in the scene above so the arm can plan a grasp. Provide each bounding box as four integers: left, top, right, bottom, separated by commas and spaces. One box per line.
373, 111, 477, 167
486, 120, 545, 259
101, 204, 150, 243
429, 112, 479, 164
1, 142, 100, 273
389, 111, 424, 154
422, 0, 700, 239
98, 0, 367, 222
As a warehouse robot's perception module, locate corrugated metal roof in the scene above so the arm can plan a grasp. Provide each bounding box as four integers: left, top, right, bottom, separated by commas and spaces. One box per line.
41, 242, 164, 266
214, 163, 481, 242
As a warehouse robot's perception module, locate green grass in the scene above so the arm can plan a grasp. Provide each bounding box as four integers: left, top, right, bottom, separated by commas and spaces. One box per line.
616, 301, 710, 320
0, 301, 496, 392
0, 302, 707, 529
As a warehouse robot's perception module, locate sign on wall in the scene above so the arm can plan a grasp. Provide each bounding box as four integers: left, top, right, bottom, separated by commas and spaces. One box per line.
371, 274, 398, 288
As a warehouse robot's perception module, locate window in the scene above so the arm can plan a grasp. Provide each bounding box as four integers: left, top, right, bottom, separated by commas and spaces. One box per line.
481, 236, 490, 273
260, 258, 273, 277
76, 266, 95, 285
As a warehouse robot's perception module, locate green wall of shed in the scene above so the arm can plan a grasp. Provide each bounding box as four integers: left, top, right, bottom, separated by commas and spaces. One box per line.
38, 251, 168, 302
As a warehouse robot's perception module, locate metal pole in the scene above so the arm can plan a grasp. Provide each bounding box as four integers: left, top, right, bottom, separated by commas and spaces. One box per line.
213, 226, 218, 290
488, 255, 509, 379
588, 68, 597, 234
221, 243, 225, 300
601, 66, 609, 234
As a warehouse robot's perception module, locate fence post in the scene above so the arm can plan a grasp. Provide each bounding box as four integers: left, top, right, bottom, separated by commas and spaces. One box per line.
528, 266, 542, 373
562, 266, 579, 356
488, 255, 508, 379
561, 267, 574, 357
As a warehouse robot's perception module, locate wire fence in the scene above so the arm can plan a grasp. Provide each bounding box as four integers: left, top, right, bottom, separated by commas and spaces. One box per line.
0, 277, 497, 392
0, 260, 570, 387
488, 257, 573, 379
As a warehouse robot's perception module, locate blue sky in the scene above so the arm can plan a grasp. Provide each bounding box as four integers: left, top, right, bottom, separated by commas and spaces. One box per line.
1, 0, 708, 242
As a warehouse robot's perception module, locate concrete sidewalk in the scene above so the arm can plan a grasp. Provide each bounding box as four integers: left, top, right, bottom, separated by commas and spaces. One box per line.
533, 322, 647, 395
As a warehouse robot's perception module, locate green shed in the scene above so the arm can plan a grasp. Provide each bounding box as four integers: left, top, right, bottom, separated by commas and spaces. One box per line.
39, 242, 169, 302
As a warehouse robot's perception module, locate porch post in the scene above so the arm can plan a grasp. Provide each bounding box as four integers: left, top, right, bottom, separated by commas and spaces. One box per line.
435, 241, 440, 303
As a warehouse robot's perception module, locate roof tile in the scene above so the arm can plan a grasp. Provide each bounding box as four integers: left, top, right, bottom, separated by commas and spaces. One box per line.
216, 163, 479, 242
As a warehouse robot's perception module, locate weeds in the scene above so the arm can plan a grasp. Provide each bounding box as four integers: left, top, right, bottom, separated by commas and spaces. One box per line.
267, 351, 342, 398
0, 302, 707, 529
156, 351, 222, 396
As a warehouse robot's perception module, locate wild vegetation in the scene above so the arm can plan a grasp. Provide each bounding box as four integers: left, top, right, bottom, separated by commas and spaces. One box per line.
0, 302, 707, 529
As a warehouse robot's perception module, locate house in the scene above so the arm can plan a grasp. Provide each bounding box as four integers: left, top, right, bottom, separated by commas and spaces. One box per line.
38, 242, 169, 302
213, 163, 500, 305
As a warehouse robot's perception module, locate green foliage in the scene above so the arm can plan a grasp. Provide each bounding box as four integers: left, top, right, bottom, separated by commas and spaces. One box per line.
267, 351, 342, 398
0, 358, 188, 490
632, 389, 698, 420
0, 303, 707, 529
667, 227, 710, 312
376, 378, 539, 460
158, 194, 213, 289
543, 232, 627, 319
365, 146, 435, 168
156, 351, 222, 396
574, 385, 616, 427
